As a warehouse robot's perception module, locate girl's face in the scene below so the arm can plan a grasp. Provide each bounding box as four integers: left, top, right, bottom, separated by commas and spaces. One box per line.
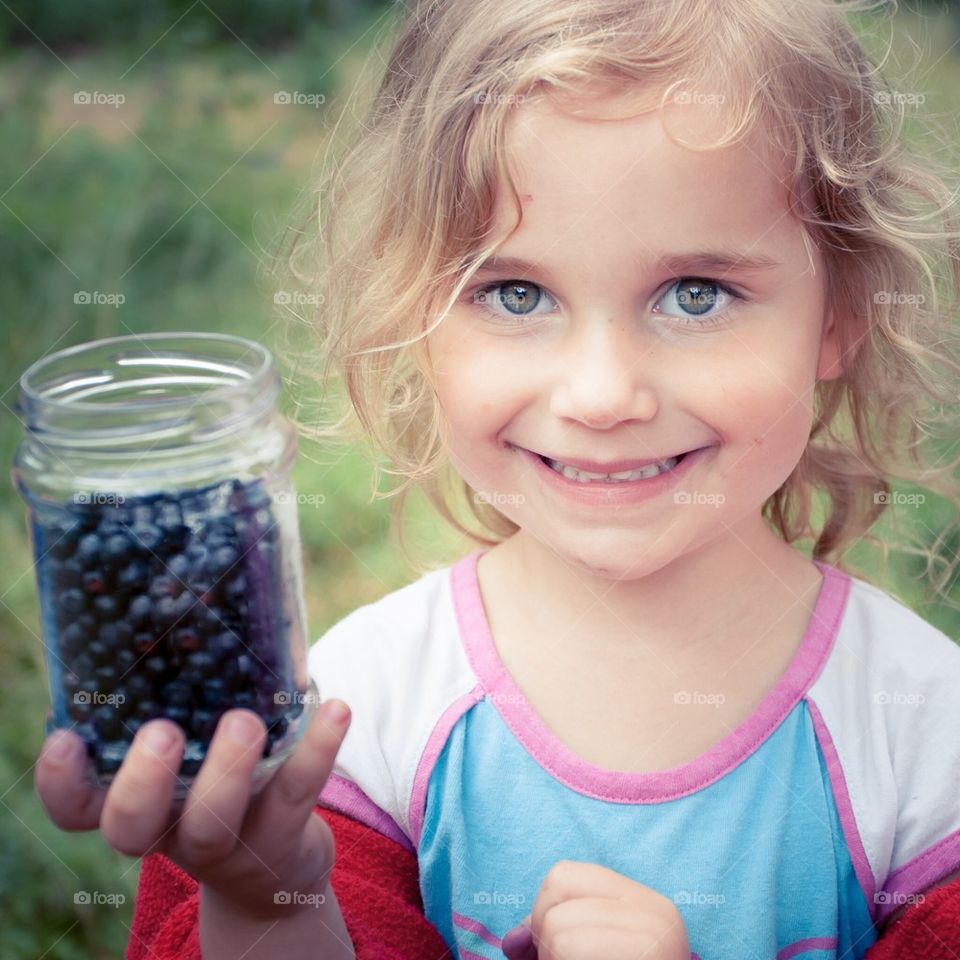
426, 87, 843, 581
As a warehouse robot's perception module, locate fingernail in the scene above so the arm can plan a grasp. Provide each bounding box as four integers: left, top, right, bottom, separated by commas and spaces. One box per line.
224, 712, 260, 744
43, 730, 80, 766
140, 722, 178, 754
501, 919, 535, 960
324, 700, 350, 726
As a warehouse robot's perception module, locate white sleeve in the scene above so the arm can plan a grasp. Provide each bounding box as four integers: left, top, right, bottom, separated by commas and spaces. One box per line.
304, 567, 473, 854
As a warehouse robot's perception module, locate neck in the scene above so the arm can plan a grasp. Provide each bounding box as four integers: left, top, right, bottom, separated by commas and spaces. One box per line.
488, 513, 819, 665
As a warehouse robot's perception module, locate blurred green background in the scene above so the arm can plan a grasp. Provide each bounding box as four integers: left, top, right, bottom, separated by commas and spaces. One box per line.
0, 2, 958, 956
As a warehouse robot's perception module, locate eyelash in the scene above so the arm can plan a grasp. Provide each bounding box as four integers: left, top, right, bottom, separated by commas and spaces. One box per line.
469, 277, 745, 328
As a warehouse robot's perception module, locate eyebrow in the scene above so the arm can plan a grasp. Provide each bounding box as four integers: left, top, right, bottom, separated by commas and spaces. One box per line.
471, 250, 781, 279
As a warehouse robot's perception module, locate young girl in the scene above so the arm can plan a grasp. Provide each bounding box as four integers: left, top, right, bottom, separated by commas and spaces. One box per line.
35, 0, 960, 958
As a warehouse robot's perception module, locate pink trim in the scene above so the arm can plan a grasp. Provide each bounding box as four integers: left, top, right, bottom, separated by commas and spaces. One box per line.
408, 687, 486, 849
450, 549, 850, 803
805, 697, 877, 920
776, 937, 838, 958
452, 911, 502, 947
318, 772, 415, 854
458, 949, 494, 960
876, 826, 960, 925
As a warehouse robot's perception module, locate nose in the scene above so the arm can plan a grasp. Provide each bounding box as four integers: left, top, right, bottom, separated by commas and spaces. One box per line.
549, 317, 659, 429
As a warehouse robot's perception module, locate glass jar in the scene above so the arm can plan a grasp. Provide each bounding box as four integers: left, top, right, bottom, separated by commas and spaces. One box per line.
12, 332, 316, 799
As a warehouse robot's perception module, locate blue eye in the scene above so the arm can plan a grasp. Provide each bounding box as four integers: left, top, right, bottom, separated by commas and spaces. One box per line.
472, 281, 556, 322
654, 278, 739, 325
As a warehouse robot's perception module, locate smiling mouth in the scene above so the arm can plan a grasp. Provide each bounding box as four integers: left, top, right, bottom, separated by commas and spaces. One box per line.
519, 447, 699, 483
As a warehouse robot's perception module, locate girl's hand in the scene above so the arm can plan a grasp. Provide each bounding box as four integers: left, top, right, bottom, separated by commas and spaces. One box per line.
501, 860, 690, 960
34, 700, 351, 918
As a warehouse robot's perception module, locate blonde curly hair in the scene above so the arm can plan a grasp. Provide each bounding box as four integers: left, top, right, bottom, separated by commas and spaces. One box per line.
279, 0, 960, 614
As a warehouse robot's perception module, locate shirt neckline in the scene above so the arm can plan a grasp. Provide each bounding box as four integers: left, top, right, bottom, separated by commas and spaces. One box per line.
450, 547, 851, 803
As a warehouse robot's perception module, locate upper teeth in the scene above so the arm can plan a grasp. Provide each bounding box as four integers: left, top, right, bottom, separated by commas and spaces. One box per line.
546, 456, 680, 483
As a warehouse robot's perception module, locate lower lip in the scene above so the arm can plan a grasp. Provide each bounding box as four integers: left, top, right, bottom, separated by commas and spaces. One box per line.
516, 445, 710, 506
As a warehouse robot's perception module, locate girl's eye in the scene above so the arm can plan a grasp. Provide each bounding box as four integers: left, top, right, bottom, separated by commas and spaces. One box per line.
653, 278, 739, 326
472, 280, 556, 321
469, 276, 742, 327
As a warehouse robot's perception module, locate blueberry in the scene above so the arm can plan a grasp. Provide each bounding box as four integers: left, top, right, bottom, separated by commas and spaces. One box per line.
231, 690, 257, 710
201, 678, 229, 709
127, 594, 153, 629
114, 649, 137, 675
68, 698, 93, 722
149, 575, 183, 600
101, 533, 132, 569
82, 570, 107, 595
48, 520, 81, 560
207, 545, 239, 578
135, 700, 163, 721
172, 627, 201, 654
164, 553, 191, 582
210, 631, 241, 659
153, 596, 180, 630
61, 588, 86, 616
163, 705, 191, 728
92, 704, 122, 740
185, 651, 216, 676
93, 594, 122, 621
125, 675, 153, 700
76, 533, 100, 567
95, 664, 118, 687
189, 709, 219, 741
88, 640, 110, 664
133, 632, 159, 656
130, 524, 163, 554
162, 681, 193, 708
143, 656, 169, 678
60, 622, 88, 656
52, 558, 84, 589
117, 560, 150, 592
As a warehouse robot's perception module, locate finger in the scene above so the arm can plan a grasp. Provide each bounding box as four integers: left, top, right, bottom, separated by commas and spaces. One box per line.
537, 918, 672, 960
530, 861, 635, 938
99, 720, 185, 857
35, 729, 105, 831
241, 699, 351, 850
169, 709, 267, 870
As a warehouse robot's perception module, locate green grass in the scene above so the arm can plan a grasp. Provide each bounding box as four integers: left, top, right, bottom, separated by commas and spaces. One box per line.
0, 7, 958, 957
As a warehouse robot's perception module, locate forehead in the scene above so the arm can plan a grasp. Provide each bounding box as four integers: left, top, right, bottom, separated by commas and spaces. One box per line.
494, 86, 802, 263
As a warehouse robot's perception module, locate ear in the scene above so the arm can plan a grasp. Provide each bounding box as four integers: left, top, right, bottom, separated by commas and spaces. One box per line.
816, 307, 845, 381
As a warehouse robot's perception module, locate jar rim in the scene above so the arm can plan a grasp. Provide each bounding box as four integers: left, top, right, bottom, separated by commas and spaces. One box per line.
19, 332, 275, 418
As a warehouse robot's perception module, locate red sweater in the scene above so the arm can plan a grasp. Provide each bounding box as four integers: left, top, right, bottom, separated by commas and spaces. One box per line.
126, 806, 960, 960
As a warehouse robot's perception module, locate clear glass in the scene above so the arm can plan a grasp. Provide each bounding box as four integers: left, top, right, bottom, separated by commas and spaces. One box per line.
12, 333, 316, 800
